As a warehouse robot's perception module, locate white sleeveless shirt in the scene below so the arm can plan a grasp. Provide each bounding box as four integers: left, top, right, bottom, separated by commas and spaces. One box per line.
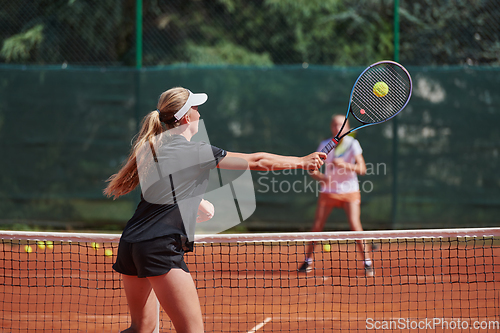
316, 136, 363, 194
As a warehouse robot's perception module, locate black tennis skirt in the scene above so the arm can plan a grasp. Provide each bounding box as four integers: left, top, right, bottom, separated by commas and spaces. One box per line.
113, 234, 191, 278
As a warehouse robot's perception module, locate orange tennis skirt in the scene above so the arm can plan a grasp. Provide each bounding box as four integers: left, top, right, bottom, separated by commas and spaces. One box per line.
318, 191, 361, 207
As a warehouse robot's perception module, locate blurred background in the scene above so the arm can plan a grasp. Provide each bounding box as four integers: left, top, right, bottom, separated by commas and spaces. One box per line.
0, 0, 499, 232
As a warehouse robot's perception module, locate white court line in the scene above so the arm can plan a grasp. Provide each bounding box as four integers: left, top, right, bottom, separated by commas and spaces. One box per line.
247, 317, 272, 333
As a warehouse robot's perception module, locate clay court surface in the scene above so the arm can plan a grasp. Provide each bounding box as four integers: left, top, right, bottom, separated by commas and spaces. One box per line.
1, 239, 499, 332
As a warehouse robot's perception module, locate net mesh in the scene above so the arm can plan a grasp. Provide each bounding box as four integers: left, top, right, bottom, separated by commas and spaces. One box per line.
1, 228, 499, 332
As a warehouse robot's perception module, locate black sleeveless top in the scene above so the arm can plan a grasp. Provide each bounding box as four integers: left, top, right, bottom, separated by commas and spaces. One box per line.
120, 135, 226, 249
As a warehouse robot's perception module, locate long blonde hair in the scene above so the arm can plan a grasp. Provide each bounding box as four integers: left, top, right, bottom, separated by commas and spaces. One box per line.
103, 87, 190, 199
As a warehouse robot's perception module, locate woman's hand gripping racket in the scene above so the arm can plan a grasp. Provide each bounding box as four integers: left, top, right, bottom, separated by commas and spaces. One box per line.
321, 60, 412, 156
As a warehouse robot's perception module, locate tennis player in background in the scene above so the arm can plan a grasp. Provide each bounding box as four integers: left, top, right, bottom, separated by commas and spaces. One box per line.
298, 114, 375, 276
104, 87, 325, 333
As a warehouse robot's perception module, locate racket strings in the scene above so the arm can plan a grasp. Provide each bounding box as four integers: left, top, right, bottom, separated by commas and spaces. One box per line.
362, 68, 399, 120
355, 67, 408, 121
356, 67, 404, 120
351, 63, 411, 124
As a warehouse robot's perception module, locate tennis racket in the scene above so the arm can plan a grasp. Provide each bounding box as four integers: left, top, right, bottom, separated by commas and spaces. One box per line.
321, 60, 412, 156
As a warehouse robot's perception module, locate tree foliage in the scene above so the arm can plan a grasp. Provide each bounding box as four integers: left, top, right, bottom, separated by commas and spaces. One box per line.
0, 0, 498, 66
0, 0, 134, 65
400, 0, 500, 65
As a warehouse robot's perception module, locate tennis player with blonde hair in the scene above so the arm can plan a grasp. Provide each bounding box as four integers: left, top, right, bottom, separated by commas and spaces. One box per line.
104, 87, 326, 333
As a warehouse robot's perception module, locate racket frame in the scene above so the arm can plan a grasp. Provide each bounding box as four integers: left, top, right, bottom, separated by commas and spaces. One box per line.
321, 60, 412, 156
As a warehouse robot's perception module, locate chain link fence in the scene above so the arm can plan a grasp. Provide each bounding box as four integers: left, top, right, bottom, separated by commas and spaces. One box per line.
400, 0, 500, 66
0, 1, 131, 66
1, 0, 499, 67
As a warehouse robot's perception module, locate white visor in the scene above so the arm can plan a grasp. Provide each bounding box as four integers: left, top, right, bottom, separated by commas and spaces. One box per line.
174, 90, 208, 120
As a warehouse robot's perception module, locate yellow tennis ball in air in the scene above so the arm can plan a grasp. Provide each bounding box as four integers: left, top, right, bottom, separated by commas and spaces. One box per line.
24, 245, 33, 253
323, 244, 331, 252
104, 249, 113, 257
45, 241, 54, 249
37, 241, 46, 250
91, 242, 99, 250
373, 81, 389, 97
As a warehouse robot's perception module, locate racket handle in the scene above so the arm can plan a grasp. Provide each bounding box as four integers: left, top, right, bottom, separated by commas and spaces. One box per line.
320, 138, 339, 158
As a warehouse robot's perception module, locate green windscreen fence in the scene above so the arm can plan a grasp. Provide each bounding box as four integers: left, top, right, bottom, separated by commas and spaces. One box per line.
0, 65, 499, 231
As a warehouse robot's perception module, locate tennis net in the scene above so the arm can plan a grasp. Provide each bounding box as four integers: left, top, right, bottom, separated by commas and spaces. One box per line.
1, 228, 499, 332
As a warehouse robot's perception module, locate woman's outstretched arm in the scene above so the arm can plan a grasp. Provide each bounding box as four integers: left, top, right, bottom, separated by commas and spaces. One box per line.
218, 151, 326, 171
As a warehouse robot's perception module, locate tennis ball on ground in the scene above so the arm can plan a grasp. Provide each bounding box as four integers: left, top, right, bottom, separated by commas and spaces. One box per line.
37, 241, 46, 250
323, 244, 331, 252
104, 249, 113, 257
91, 242, 99, 250
24, 245, 33, 253
373, 81, 389, 97
46, 241, 54, 249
